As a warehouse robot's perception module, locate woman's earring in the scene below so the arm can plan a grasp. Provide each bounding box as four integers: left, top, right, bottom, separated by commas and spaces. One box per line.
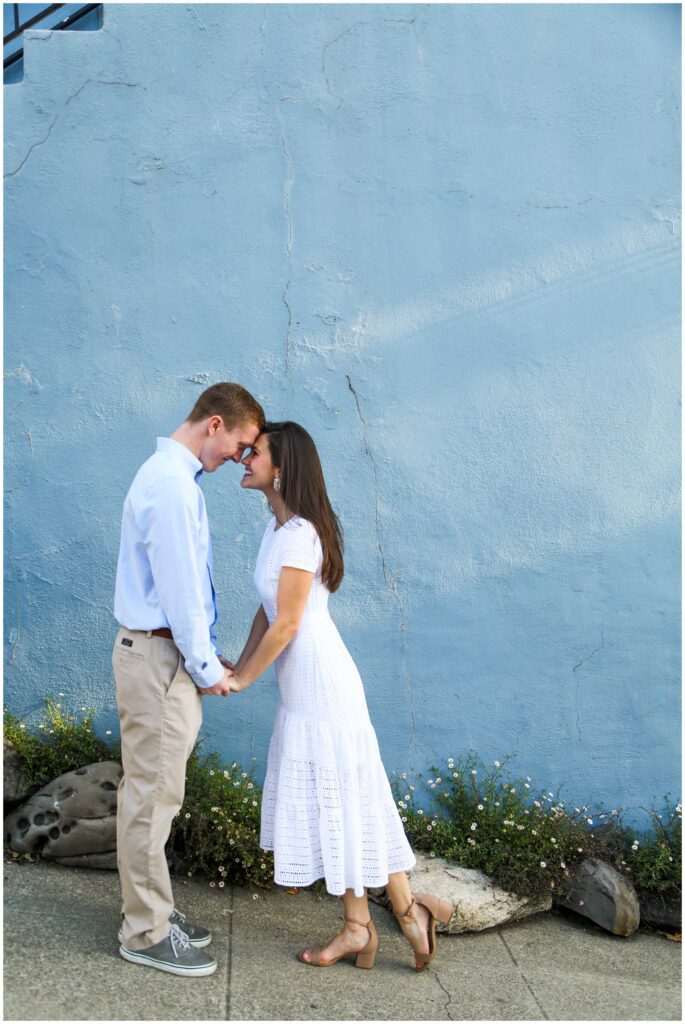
273, 475, 281, 493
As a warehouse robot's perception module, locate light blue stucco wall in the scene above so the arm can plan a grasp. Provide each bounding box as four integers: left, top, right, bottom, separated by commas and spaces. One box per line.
4, 4, 680, 828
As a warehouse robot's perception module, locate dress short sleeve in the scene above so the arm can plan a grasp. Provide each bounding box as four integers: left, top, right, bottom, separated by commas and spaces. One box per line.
278, 518, 321, 573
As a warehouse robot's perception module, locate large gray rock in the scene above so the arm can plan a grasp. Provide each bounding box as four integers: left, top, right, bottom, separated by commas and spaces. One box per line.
4, 761, 122, 862
3, 739, 35, 807
639, 892, 681, 931
555, 857, 640, 935
369, 853, 552, 933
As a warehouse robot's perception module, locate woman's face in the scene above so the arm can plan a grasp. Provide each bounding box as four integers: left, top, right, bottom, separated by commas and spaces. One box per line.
240, 433, 277, 492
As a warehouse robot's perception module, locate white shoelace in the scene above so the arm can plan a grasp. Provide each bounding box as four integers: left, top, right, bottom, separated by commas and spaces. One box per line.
169, 922, 191, 958
170, 908, 186, 925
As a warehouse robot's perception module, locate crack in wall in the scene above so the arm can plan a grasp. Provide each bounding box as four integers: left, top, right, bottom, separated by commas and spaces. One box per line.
346, 374, 416, 764
5, 79, 145, 179
322, 14, 420, 106
277, 106, 294, 376
497, 927, 549, 1019
573, 626, 604, 743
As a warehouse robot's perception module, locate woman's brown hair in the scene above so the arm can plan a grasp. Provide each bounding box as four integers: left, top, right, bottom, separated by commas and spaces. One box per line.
262, 421, 344, 592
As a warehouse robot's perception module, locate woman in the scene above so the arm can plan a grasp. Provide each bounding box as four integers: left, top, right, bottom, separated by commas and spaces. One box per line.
229, 421, 452, 970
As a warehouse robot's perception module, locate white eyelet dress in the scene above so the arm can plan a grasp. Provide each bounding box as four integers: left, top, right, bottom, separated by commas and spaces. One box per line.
255, 515, 416, 896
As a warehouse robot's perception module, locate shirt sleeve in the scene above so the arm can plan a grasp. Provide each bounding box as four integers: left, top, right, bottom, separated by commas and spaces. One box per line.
137, 474, 224, 688
278, 519, 321, 573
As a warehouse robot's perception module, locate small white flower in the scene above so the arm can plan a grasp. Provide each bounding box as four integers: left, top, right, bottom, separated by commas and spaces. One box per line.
534, 801, 541, 808
467, 837, 475, 845
106, 730, 112, 736
398, 801, 406, 809
401, 816, 407, 822
58, 692, 65, 697
185, 813, 191, 818
252, 894, 259, 900
252, 800, 257, 806
494, 760, 501, 767
453, 772, 459, 778
477, 804, 484, 811
524, 783, 530, 789
495, 838, 499, 842
550, 837, 557, 844
471, 769, 477, 775
548, 792, 554, 798
560, 861, 566, 868
404, 794, 411, 801
577, 847, 583, 853
526, 776, 531, 782
471, 822, 477, 831
494, 801, 500, 806
517, 824, 525, 831
219, 881, 225, 887
540, 861, 546, 868
417, 809, 424, 816
247, 783, 253, 789
531, 829, 537, 835
510, 788, 516, 794
19, 724, 25, 730
242, 773, 247, 778
587, 818, 593, 825
428, 779, 434, 785
435, 777, 442, 783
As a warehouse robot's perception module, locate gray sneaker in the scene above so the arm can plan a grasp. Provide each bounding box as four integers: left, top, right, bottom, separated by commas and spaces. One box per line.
119, 924, 216, 976
118, 908, 211, 948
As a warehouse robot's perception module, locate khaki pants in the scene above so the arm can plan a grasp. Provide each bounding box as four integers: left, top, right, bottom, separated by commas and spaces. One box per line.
113, 626, 202, 950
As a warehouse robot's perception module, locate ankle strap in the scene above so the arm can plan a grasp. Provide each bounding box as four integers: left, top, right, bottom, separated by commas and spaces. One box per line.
394, 898, 416, 919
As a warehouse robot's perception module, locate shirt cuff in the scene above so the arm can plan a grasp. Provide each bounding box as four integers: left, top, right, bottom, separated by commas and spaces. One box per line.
192, 653, 225, 689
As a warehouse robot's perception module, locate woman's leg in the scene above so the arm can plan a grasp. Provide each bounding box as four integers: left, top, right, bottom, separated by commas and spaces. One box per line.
299, 888, 374, 964
385, 871, 430, 959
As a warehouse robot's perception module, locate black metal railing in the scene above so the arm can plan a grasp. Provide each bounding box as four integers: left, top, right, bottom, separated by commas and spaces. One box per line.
4, 4, 102, 71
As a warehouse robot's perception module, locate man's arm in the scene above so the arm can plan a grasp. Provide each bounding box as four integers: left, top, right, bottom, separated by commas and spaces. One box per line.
138, 474, 226, 690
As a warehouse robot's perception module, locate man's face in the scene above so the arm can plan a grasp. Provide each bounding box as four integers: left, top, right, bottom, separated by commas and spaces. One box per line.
200, 418, 260, 473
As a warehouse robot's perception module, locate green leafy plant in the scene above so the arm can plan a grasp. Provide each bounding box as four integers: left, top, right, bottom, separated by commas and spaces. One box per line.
391, 752, 680, 904
168, 749, 274, 889
4, 696, 119, 789
622, 799, 681, 900
5, 703, 681, 907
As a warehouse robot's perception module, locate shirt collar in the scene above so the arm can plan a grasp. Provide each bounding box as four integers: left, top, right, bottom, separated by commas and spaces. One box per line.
156, 437, 204, 480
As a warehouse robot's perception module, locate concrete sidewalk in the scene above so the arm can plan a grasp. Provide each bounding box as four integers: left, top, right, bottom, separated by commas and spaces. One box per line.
3, 860, 681, 1021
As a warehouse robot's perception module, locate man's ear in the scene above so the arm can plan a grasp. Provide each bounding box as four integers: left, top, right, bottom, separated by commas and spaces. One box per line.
207, 415, 224, 436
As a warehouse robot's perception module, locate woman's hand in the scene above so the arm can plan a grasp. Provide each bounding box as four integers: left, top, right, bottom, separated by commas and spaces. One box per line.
228, 673, 248, 693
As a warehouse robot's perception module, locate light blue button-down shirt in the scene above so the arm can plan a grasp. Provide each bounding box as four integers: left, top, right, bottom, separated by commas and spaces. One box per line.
114, 437, 224, 689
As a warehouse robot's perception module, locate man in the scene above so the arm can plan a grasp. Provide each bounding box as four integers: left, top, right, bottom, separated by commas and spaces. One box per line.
113, 382, 265, 977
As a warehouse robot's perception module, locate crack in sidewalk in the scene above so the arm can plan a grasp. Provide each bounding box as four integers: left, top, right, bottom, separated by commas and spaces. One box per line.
498, 927, 549, 1019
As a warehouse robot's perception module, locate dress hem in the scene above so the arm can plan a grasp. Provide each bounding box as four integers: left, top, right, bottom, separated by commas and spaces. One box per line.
261, 846, 418, 897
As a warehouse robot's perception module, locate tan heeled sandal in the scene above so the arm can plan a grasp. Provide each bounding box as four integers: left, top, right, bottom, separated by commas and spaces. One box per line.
297, 916, 378, 969
394, 892, 453, 972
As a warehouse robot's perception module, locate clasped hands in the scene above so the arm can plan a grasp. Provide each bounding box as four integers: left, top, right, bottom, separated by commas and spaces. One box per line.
198, 656, 248, 696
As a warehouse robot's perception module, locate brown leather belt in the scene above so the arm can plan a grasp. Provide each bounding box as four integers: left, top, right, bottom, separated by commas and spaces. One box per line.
151, 627, 174, 640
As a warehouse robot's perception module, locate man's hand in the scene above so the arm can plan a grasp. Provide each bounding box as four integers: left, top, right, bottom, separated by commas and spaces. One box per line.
219, 655, 236, 671
199, 667, 234, 697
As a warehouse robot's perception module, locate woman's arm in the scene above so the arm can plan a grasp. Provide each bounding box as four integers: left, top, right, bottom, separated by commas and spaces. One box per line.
229, 568, 314, 690
233, 605, 270, 674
